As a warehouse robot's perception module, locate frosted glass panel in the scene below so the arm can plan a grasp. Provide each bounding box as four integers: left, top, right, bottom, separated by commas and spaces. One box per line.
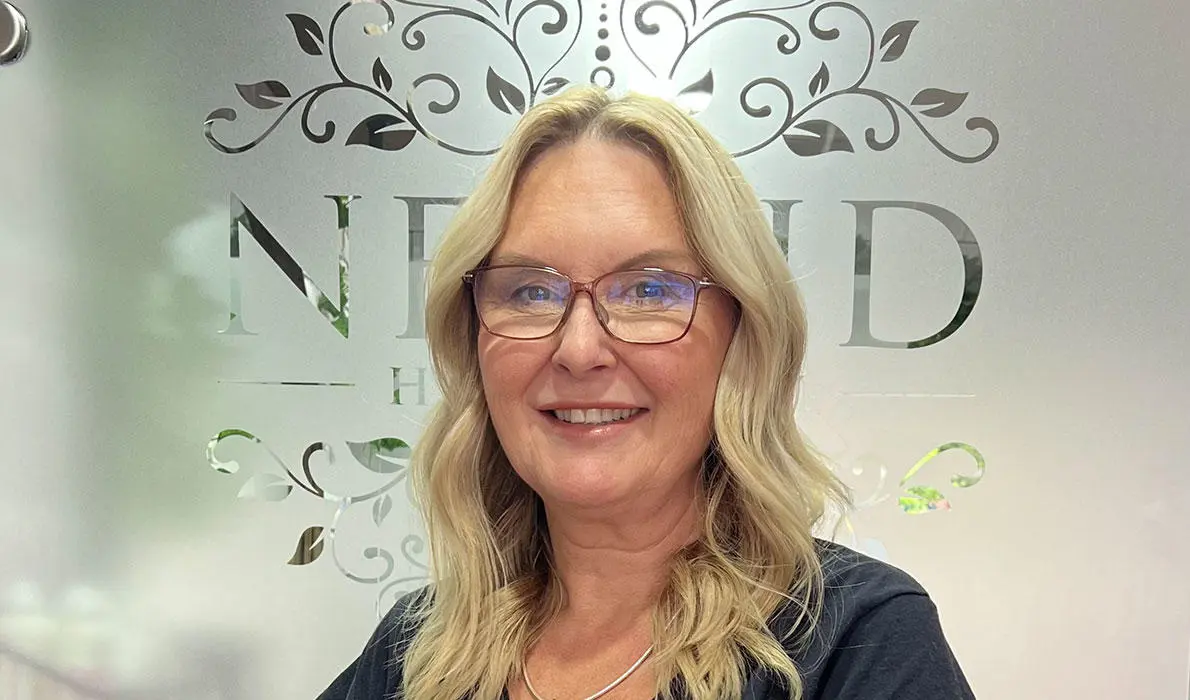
1, 1, 1187, 698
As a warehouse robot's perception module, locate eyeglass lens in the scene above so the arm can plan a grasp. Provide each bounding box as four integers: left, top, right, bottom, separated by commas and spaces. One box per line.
473, 267, 698, 342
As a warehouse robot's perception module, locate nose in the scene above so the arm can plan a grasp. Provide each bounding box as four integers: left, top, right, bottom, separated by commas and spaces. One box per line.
551, 292, 616, 375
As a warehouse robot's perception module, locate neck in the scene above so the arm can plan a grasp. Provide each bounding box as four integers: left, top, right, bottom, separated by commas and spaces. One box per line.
541, 480, 702, 629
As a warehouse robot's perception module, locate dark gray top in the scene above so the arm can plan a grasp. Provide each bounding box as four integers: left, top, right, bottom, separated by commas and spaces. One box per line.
317, 541, 975, 699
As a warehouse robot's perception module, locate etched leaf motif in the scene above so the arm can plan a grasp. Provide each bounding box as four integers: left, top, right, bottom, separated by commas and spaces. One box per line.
541, 76, 570, 96
345, 115, 417, 151
287, 526, 325, 565
372, 58, 393, 93
235, 81, 291, 110
899, 485, 951, 515
347, 437, 412, 474
372, 494, 394, 526
809, 62, 830, 98
676, 70, 714, 114
911, 88, 968, 118
237, 472, 293, 501
898, 495, 931, 515
680, 70, 714, 94
783, 120, 855, 156
286, 13, 325, 56
487, 67, 526, 115
905, 485, 947, 502
880, 20, 918, 62
204, 108, 238, 125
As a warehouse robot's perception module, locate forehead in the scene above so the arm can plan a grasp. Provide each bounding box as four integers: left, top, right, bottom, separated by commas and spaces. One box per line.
491, 139, 700, 274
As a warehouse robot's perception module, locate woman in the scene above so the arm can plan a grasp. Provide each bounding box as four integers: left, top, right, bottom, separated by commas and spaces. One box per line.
319, 86, 974, 700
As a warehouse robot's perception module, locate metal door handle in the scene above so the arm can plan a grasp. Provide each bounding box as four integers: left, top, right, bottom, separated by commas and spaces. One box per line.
0, 1, 29, 66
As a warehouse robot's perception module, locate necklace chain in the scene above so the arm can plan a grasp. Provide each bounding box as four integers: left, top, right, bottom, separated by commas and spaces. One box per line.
522, 645, 654, 700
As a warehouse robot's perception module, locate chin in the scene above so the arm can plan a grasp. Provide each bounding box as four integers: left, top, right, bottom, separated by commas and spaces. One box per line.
533, 462, 637, 508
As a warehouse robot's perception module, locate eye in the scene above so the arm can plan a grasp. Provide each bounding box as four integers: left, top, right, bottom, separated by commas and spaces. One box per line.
604, 272, 694, 310
512, 285, 556, 303
633, 281, 669, 299
624, 277, 684, 305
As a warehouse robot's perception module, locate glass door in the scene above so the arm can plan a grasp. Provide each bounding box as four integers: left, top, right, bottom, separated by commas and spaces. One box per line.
2, 1, 1187, 697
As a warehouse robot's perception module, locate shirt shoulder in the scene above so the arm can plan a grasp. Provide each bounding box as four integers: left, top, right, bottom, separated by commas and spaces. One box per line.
815, 538, 932, 625
315, 587, 429, 700
760, 540, 975, 700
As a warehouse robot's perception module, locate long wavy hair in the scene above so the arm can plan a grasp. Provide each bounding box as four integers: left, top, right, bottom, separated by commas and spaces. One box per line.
401, 86, 850, 700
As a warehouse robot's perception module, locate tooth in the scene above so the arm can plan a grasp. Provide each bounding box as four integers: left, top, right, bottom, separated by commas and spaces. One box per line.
550, 408, 643, 424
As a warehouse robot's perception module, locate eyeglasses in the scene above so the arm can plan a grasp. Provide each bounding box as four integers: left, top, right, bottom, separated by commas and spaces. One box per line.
462, 265, 725, 344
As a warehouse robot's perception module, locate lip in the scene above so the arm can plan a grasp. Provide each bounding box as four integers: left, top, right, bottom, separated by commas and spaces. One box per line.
537, 402, 647, 411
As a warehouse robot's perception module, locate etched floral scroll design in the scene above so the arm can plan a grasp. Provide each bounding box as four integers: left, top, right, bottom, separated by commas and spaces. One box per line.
826, 441, 987, 559
203, 428, 985, 603
203, 0, 999, 163
203, 0, 579, 157
205, 429, 429, 616
622, 0, 998, 161
842, 441, 987, 516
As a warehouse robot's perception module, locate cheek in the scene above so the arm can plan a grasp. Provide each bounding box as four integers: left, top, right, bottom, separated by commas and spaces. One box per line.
658, 339, 732, 422
478, 335, 537, 409
641, 353, 721, 419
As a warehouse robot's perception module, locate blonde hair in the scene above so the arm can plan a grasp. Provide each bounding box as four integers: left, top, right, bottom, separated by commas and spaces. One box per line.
402, 86, 850, 700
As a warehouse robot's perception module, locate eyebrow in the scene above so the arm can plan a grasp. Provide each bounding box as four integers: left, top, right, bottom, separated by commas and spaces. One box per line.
489, 248, 699, 270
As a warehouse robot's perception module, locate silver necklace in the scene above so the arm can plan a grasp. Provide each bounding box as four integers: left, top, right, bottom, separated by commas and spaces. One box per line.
522, 645, 654, 700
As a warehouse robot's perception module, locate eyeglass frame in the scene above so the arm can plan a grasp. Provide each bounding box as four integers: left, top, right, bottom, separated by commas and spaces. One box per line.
461, 264, 728, 345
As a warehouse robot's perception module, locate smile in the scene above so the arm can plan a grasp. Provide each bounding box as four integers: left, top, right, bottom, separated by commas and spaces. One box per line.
550, 408, 643, 425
